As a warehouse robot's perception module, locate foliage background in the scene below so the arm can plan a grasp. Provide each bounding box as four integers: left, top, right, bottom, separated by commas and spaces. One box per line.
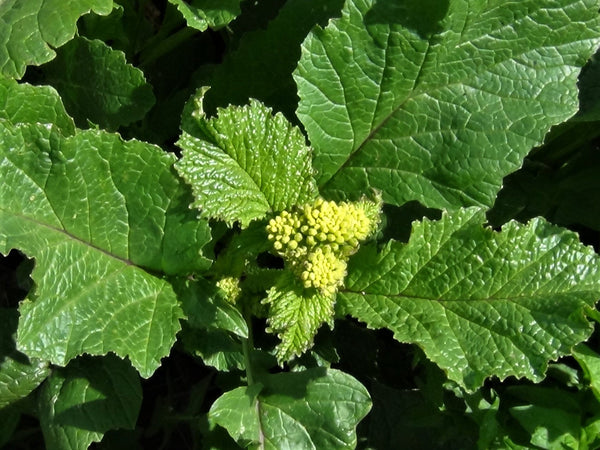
2, 0, 600, 449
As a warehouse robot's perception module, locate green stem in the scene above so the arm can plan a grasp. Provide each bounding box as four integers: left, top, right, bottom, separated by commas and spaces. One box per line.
242, 308, 255, 386
139, 26, 199, 68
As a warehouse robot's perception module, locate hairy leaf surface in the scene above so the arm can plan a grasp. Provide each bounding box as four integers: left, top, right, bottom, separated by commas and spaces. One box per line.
176, 91, 317, 226
38, 355, 141, 450
338, 208, 600, 390
43, 36, 155, 130
0, 0, 113, 79
294, 0, 600, 208
0, 122, 211, 377
210, 368, 371, 449
264, 273, 335, 363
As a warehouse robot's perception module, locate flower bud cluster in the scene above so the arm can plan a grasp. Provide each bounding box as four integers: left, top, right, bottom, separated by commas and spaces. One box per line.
216, 276, 242, 304
267, 196, 380, 296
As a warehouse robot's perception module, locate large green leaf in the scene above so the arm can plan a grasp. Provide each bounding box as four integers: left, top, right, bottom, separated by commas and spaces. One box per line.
0, 77, 75, 134
338, 208, 600, 391
42, 36, 155, 130
0, 308, 50, 409
168, 0, 242, 31
175, 91, 318, 227
38, 354, 141, 450
0, 0, 114, 79
294, 0, 600, 208
0, 121, 211, 377
209, 368, 371, 449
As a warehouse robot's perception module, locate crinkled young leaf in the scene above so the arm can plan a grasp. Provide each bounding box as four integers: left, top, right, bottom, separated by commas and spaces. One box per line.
175, 91, 317, 227
0, 308, 50, 409
338, 208, 600, 391
210, 368, 371, 449
264, 273, 335, 363
0, 122, 211, 377
42, 36, 155, 130
38, 354, 141, 450
0, 0, 114, 79
0, 77, 75, 134
294, 0, 600, 209
169, 0, 242, 31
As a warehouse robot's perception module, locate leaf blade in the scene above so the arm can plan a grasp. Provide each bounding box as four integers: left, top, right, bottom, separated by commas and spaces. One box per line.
294, 0, 600, 208
339, 208, 600, 390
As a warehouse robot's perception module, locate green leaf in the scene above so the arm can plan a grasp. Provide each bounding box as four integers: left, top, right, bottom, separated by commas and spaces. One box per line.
175, 91, 318, 227
338, 207, 600, 391
0, 122, 211, 377
294, 0, 600, 209
203, 0, 344, 119
38, 354, 141, 450
573, 344, 600, 403
42, 36, 155, 130
0, 0, 114, 79
175, 277, 248, 338
209, 368, 371, 449
0, 77, 75, 134
169, 0, 242, 31
0, 308, 50, 409
264, 273, 336, 363
509, 405, 581, 449
181, 327, 245, 372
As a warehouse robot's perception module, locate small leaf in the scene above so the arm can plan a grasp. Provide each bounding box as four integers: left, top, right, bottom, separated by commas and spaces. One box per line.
0, 77, 75, 134
38, 354, 141, 450
175, 277, 248, 338
210, 368, 371, 449
0, 308, 50, 409
42, 36, 155, 130
573, 344, 600, 403
175, 91, 317, 227
0, 0, 114, 79
0, 122, 211, 377
294, 0, 600, 209
169, 0, 242, 31
265, 273, 336, 363
339, 207, 600, 390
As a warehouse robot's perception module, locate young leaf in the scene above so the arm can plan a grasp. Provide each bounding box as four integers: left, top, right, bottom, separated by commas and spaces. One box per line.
42, 36, 155, 130
0, 0, 114, 79
0, 122, 211, 377
264, 273, 336, 363
338, 207, 600, 391
38, 354, 141, 450
175, 91, 317, 226
0, 77, 75, 135
209, 368, 371, 449
294, 0, 600, 209
169, 0, 242, 31
0, 308, 50, 409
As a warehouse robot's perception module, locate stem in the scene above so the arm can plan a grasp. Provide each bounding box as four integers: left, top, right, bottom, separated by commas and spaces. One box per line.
242, 308, 255, 386
139, 27, 199, 68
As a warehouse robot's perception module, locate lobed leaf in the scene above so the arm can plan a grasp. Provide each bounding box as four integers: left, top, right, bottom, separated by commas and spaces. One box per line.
338, 207, 600, 390
0, 77, 75, 134
264, 273, 336, 363
0, 122, 211, 377
0, 0, 114, 79
294, 0, 600, 209
209, 368, 371, 449
38, 354, 141, 450
42, 36, 155, 130
175, 91, 318, 227
169, 0, 242, 31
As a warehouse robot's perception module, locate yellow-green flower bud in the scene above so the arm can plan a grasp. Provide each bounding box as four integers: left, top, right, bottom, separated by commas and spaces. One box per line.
216, 277, 242, 304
